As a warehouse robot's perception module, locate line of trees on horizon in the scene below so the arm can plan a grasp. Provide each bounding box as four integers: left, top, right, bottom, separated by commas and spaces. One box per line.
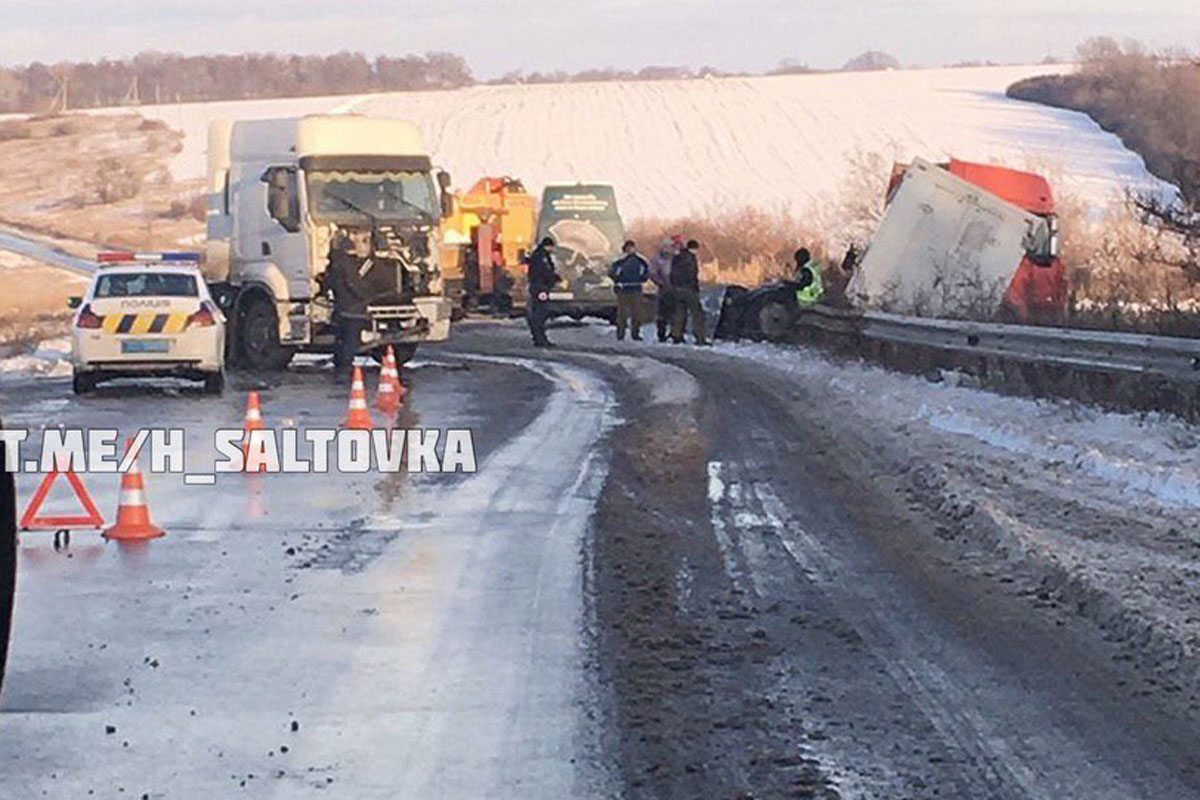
0, 51, 474, 113
1009, 38, 1200, 279
0, 48, 915, 113
1008, 38, 1200, 205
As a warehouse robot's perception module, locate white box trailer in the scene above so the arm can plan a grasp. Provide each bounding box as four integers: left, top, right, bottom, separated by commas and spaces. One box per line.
207, 115, 453, 369
848, 158, 1051, 319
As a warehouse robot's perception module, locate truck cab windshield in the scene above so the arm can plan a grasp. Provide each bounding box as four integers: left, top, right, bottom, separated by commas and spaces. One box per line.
1024, 216, 1059, 265
307, 170, 437, 224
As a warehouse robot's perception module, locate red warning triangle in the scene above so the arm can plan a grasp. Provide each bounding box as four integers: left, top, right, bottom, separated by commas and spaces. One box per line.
20, 468, 105, 530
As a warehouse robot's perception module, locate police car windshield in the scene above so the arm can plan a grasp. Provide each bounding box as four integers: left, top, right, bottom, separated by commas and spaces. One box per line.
307, 170, 437, 224
95, 273, 197, 298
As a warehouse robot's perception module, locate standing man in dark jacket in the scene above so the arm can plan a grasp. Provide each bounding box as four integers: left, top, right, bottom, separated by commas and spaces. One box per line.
609, 240, 650, 341
670, 239, 709, 345
326, 234, 371, 380
526, 236, 560, 347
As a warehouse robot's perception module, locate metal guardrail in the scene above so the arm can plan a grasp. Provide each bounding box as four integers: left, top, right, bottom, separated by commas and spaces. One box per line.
796, 306, 1200, 383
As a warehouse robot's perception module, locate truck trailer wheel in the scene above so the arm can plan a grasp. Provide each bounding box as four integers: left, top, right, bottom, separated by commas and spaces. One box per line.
1, 422, 17, 695
237, 295, 294, 372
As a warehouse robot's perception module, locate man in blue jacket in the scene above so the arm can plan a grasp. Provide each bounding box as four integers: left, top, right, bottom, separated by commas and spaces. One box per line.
609, 240, 650, 341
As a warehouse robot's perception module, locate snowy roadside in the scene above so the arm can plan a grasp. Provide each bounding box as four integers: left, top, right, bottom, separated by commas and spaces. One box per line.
0, 336, 71, 378
712, 340, 1200, 512
711, 339, 1200, 696
0, 249, 80, 380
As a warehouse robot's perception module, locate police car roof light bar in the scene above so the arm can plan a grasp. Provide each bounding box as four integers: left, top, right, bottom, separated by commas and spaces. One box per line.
97, 252, 204, 265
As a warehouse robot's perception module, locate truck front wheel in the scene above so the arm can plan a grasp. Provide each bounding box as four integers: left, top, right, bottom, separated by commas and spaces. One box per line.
238, 295, 294, 371
370, 343, 418, 365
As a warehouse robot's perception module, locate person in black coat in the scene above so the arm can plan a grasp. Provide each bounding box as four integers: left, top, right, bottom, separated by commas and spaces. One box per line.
326, 234, 371, 378
526, 236, 560, 347
669, 239, 709, 344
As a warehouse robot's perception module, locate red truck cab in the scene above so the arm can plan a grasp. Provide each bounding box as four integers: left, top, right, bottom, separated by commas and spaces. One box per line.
946, 160, 1066, 325
887, 159, 1067, 324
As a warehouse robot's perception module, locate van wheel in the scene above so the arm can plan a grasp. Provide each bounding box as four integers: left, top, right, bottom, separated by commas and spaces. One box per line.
238, 295, 294, 371
203, 370, 226, 396
72, 371, 96, 395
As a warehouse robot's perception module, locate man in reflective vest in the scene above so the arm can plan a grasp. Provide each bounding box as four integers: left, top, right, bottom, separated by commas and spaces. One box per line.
794, 248, 824, 307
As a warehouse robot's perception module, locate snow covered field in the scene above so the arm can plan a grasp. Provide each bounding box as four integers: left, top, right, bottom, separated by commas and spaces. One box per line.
128, 65, 1167, 219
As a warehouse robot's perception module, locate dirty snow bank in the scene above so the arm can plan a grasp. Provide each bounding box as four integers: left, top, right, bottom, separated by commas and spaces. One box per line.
0, 336, 71, 377
715, 340, 1200, 511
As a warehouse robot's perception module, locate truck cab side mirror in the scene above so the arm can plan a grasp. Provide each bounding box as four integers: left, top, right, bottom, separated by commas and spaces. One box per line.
437, 171, 452, 190
67, 296, 82, 309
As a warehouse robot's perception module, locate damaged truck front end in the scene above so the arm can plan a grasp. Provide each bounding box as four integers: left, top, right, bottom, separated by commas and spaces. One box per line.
206, 116, 454, 370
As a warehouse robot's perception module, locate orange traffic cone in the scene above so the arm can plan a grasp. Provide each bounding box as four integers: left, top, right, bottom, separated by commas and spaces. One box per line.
343, 365, 374, 430
375, 346, 402, 413
104, 440, 164, 541
242, 390, 267, 473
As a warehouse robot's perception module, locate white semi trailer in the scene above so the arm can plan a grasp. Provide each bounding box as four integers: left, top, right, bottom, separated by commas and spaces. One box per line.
206, 115, 453, 369
848, 157, 1055, 319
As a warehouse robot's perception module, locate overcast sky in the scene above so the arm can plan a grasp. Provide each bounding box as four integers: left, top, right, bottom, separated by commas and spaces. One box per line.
1, 0, 1198, 75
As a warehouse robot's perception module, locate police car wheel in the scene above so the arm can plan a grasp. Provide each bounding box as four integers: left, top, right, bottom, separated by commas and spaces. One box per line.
72, 371, 96, 395
203, 370, 225, 396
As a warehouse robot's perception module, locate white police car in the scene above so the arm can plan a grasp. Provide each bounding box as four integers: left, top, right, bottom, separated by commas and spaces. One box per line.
69, 253, 226, 395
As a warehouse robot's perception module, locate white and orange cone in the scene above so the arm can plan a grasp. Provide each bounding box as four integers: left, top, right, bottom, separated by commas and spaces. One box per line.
343, 365, 374, 430
242, 390, 268, 473
104, 439, 164, 541
375, 346, 403, 413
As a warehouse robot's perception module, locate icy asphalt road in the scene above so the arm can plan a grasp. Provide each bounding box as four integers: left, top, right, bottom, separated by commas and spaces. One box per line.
0, 353, 616, 797
4, 319, 1200, 798
0, 225, 95, 276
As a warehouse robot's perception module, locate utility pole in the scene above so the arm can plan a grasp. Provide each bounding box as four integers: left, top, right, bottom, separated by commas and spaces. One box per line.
50, 72, 69, 113
122, 75, 140, 106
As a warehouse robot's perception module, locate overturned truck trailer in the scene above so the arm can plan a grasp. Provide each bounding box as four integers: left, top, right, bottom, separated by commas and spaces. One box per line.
715, 157, 1066, 341
848, 158, 1063, 321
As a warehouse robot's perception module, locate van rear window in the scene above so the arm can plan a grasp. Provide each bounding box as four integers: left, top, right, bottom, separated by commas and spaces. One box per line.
95, 273, 197, 298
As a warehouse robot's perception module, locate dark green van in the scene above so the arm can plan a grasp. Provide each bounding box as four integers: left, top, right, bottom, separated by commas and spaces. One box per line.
533, 184, 626, 319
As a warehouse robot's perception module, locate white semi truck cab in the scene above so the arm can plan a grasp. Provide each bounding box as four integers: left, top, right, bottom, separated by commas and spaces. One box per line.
206, 115, 453, 369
